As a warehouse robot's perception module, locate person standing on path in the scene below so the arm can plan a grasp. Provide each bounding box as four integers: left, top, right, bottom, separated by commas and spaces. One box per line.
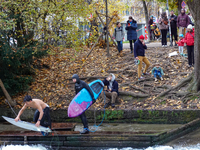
169, 10, 178, 46
113, 22, 125, 54
134, 35, 150, 80
159, 12, 169, 47
184, 24, 194, 68
125, 16, 137, 54
72, 74, 95, 134
177, 9, 190, 36
148, 15, 154, 41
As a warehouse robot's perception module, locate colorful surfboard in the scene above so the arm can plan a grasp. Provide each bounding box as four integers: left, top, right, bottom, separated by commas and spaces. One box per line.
68, 79, 104, 118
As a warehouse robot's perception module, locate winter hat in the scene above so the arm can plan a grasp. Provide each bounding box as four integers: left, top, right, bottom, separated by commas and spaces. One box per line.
139, 35, 144, 40
179, 34, 184, 37
187, 24, 193, 29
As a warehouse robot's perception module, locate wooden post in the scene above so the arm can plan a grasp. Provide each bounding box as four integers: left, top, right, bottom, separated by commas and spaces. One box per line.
0, 79, 16, 106
106, 0, 110, 57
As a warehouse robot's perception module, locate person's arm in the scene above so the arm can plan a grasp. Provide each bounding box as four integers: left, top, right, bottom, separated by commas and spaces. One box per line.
143, 43, 147, 49
134, 42, 138, 58
177, 16, 180, 27
111, 82, 118, 93
113, 28, 116, 39
15, 104, 28, 122
125, 23, 129, 30
160, 67, 164, 75
130, 23, 137, 30
186, 16, 190, 27
151, 68, 155, 75
158, 18, 162, 24
35, 103, 44, 127
174, 15, 177, 22
82, 81, 95, 102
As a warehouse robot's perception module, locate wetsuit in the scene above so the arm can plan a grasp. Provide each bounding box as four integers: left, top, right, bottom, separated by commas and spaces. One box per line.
72, 74, 95, 130
33, 104, 51, 128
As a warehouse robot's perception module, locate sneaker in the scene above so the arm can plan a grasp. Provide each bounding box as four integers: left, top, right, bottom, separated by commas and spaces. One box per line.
80, 128, 89, 134
188, 65, 192, 68
138, 76, 145, 80
161, 77, 163, 81
104, 103, 110, 108
165, 45, 168, 47
142, 73, 150, 75
162, 45, 165, 47
111, 103, 115, 108
130, 51, 133, 54
155, 78, 158, 82
41, 131, 49, 136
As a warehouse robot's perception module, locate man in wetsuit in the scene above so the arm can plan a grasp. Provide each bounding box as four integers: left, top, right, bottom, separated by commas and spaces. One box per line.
72, 74, 95, 134
15, 95, 51, 129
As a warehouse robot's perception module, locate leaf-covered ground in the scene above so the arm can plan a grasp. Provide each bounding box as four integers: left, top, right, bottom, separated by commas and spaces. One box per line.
1, 42, 200, 110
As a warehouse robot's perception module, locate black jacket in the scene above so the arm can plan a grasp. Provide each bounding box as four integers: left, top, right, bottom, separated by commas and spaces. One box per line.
134, 39, 147, 58
72, 74, 95, 100
170, 14, 177, 29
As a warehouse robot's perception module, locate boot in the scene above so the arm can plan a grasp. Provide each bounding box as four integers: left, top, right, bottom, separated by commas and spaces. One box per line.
104, 103, 110, 108
111, 103, 115, 108
80, 128, 89, 134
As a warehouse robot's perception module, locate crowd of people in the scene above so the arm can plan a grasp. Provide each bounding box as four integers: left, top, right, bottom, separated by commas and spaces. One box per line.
13, 9, 195, 136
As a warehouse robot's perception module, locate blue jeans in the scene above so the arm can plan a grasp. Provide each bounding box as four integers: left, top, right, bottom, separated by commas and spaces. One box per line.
117, 41, 123, 52
154, 70, 162, 78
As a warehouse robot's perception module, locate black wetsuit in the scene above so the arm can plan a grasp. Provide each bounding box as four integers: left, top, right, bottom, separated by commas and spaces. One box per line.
72, 74, 95, 129
33, 105, 51, 128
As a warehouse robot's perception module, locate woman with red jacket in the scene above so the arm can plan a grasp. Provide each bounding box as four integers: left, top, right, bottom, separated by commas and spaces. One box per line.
184, 24, 194, 67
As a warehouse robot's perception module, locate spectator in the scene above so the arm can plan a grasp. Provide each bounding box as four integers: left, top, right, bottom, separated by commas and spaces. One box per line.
177, 9, 190, 36
134, 35, 150, 80
148, 15, 154, 40
113, 22, 125, 54
184, 24, 194, 68
176, 34, 185, 55
159, 12, 169, 47
188, 12, 194, 26
125, 16, 137, 54
169, 10, 178, 46
151, 63, 164, 82
103, 73, 119, 108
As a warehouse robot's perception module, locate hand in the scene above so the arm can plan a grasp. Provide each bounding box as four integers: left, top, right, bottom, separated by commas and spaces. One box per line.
92, 98, 96, 104
128, 24, 130, 27
171, 18, 174, 20
108, 89, 112, 92
15, 117, 20, 122
142, 41, 145, 45
135, 57, 139, 60
35, 121, 40, 127
106, 77, 111, 81
161, 19, 164, 22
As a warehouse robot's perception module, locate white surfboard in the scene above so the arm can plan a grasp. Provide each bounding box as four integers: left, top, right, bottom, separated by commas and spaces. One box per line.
2, 116, 52, 133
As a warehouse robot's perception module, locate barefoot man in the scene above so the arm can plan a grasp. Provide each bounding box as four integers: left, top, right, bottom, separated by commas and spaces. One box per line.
15, 95, 51, 129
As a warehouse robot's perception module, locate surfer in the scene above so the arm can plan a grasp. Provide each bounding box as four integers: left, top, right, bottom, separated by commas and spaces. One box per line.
72, 74, 95, 134
14, 95, 51, 129
103, 73, 119, 108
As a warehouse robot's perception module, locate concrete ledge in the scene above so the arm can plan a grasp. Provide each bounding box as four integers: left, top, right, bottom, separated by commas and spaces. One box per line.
0, 118, 200, 149
1, 108, 200, 124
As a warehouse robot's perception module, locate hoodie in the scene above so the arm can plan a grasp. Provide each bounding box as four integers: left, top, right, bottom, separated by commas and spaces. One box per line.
177, 9, 190, 28
72, 74, 95, 100
103, 73, 119, 95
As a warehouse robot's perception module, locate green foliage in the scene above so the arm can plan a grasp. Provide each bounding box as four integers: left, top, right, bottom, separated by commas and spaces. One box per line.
0, 32, 47, 95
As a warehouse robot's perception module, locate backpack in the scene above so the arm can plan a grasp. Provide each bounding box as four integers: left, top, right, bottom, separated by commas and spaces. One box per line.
154, 27, 161, 36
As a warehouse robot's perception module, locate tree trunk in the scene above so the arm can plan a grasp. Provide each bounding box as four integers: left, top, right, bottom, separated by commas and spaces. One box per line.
0, 79, 16, 106
142, 0, 150, 42
187, 0, 200, 92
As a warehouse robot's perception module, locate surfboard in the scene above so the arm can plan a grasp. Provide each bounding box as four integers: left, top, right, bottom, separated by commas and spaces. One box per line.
68, 79, 104, 118
2, 116, 52, 133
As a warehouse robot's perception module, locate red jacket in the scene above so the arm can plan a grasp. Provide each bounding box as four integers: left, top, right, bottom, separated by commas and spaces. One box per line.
177, 38, 185, 46
184, 31, 194, 46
